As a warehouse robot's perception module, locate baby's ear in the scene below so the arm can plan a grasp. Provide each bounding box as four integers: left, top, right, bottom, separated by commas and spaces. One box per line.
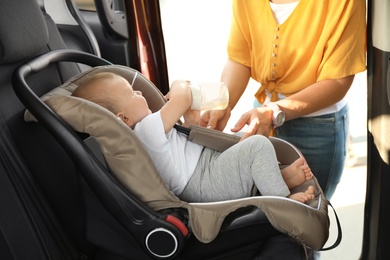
116, 112, 134, 127
115, 112, 126, 123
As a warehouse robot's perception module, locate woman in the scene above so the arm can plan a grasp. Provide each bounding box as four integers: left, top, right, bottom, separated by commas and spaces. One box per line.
200, 0, 366, 199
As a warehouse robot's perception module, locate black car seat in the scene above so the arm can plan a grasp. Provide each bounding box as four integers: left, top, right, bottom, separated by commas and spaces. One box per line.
1, 0, 335, 259
0, 0, 92, 258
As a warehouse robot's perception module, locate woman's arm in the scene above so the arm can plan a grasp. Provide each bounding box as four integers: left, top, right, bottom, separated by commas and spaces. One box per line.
199, 59, 251, 130
277, 75, 354, 120
232, 75, 355, 139
222, 59, 252, 109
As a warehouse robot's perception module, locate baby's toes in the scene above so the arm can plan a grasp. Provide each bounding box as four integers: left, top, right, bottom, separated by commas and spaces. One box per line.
292, 157, 305, 168
301, 165, 312, 178
305, 186, 315, 195
305, 170, 313, 180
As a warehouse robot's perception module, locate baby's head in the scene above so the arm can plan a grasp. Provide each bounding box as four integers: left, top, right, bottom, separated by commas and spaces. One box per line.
72, 72, 151, 128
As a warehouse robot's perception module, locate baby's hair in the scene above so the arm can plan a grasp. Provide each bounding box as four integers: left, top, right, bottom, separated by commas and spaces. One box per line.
72, 72, 125, 114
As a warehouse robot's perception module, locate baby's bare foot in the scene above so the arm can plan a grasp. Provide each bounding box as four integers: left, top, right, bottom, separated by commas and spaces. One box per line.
288, 186, 315, 204
281, 158, 313, 189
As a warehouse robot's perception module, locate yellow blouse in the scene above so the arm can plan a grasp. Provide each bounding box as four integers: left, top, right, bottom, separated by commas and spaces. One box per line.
228, 0, 367, 103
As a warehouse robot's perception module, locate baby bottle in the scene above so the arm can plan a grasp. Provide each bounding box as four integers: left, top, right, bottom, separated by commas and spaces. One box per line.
190, 82, 229, 110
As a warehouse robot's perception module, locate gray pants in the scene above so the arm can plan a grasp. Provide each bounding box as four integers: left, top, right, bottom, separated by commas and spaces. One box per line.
179, 135, 290, 202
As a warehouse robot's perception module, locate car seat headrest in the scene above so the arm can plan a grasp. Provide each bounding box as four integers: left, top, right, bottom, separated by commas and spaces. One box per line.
24, 65, 166, 122
0, 0, 48, 64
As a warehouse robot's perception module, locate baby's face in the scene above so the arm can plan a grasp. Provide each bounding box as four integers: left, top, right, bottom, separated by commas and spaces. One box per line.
115, 78, 152, 126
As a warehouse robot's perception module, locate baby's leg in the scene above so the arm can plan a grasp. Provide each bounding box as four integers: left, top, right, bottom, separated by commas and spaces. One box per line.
244, 136, 291, 197
281, 158, 312, 189
194, 135, 291, 201
288, 186, 315, 204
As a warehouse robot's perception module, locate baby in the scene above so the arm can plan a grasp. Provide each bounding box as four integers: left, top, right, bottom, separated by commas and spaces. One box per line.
72, 72, 315, 203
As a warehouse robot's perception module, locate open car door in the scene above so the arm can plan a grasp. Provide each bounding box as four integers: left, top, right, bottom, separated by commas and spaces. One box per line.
363, 0, 390, 259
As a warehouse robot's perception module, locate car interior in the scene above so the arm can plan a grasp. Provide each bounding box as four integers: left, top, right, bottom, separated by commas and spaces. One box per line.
0, 0, 389, 260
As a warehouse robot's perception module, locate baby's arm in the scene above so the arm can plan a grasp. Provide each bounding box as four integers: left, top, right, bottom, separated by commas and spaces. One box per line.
160, 80, 193, 133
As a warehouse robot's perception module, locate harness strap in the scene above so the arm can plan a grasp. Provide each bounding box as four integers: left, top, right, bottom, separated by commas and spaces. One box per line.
320, 202, 343, 251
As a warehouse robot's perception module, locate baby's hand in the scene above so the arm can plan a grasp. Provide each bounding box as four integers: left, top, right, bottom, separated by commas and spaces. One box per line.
165, 80, 191, 102
160, 80, 193, 133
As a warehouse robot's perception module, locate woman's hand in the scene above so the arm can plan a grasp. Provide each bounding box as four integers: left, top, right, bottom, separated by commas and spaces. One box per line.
231, 107, 273, 140
199, 107, 232, 131
183, 109, 200, 127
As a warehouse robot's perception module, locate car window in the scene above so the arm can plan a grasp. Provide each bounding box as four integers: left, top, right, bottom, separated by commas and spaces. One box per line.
159, 0, 258, 133
74, 0, 96, 11
159, 0, 231, 83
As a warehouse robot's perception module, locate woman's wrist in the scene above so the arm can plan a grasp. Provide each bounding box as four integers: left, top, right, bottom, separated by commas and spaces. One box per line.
263, 102, 285, 128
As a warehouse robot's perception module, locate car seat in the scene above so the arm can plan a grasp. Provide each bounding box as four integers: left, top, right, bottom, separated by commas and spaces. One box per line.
1, 0, 336, 259
15, 52, 333, 258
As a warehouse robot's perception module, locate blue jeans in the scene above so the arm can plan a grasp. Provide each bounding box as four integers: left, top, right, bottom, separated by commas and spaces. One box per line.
274, 105, 349, 200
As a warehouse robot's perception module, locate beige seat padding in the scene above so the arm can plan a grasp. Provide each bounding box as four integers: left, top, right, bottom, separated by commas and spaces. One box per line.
27, 65, 330, 249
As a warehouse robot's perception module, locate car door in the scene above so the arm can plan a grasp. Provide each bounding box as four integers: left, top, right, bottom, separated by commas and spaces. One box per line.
362, 0, 390, 259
